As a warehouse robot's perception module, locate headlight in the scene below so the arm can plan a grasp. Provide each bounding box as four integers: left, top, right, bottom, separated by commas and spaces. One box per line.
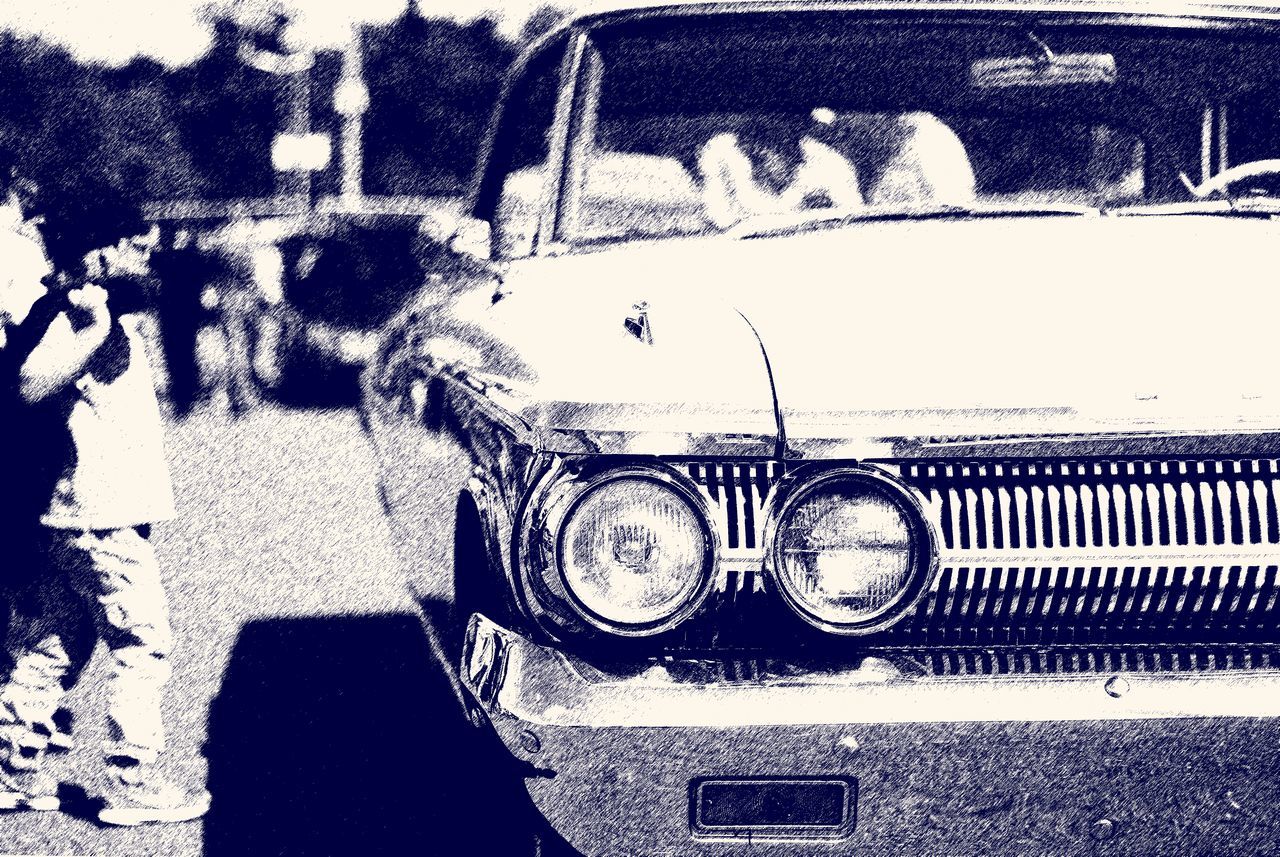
554, 473, 714, 635
770, 468, 935, 634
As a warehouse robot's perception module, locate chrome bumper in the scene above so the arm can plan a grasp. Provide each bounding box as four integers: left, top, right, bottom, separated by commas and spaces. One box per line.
462, 614, 1280, 856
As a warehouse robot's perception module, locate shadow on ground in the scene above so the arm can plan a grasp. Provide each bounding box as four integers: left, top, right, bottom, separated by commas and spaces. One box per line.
203, 606, 539, 856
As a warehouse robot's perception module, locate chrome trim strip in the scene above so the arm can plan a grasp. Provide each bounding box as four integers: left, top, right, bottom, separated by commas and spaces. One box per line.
466, 614, 1280, 729
538, 29, 589, 256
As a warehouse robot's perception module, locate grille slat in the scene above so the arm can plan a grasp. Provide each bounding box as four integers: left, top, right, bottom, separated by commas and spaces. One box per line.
901, 457, 1280, 553
897, 644, 1280, 676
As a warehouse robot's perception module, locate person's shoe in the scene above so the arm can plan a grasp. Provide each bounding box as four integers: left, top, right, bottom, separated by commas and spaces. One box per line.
48, 709, 74, 754
0, 745, 59, 812
34, 710, 74, 754
98, 757, 210, 826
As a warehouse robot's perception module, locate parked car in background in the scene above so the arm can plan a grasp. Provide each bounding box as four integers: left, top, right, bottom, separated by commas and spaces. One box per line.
265, 212, 429, 403
146, 199, 454, 408
363, 1, 1280, 854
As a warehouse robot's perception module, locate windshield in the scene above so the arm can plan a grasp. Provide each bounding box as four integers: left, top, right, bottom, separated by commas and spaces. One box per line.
543, 14, 1280, 245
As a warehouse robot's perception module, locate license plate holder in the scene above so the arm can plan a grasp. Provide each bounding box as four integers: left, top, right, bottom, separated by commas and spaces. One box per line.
690, 777, 857, 840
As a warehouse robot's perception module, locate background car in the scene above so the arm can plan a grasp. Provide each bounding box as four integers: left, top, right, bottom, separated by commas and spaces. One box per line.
264, 212, 430, 404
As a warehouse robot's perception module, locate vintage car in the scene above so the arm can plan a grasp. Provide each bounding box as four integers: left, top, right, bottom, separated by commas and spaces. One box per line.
362, 1, 1280, 853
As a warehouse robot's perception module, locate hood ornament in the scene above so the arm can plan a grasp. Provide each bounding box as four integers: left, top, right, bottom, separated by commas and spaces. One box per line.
624, 301, 654, 345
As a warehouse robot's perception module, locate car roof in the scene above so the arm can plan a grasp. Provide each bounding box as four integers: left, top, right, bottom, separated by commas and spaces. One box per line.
575, 0, 1280, 25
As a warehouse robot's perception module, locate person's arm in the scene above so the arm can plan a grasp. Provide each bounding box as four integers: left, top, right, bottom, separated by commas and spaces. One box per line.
17, 284, 112, 403
699, 133, 766, 228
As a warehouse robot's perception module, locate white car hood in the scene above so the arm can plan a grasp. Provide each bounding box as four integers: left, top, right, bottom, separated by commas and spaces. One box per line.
481, 213, 1280, 457
721, 214, 1280, 453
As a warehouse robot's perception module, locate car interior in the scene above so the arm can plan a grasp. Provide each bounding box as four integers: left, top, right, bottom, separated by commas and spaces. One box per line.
551, 14, 1280, 243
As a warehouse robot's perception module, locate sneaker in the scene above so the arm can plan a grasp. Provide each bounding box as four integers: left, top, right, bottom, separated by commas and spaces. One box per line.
0, 745, 59, 812
98, 757, 210, 826
34, 710, 74, 755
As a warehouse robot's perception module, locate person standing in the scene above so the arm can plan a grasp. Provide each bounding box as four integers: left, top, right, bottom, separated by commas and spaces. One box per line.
0, 213, 210, 823
151, 227, 210, 417
202, 213, 264, 416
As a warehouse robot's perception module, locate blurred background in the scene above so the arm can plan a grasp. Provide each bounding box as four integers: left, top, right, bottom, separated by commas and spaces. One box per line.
0, 0, 569, 206
0, 0, 578, 412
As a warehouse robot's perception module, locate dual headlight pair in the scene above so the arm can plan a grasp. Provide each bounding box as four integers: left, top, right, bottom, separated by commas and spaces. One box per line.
527, 464, 936, 638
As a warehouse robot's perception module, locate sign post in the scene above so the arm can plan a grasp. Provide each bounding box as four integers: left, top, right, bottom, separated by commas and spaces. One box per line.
334, 27, 369, 207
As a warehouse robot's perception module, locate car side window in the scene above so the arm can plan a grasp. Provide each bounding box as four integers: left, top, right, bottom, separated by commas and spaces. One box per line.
484, 38, 567, 259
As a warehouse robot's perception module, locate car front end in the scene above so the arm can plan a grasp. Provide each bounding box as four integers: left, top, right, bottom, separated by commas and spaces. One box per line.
459, 444, 1280, 855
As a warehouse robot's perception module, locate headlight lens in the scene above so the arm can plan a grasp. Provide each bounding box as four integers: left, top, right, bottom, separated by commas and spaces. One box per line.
774, 473, 930, 632
558, 477, 710, 630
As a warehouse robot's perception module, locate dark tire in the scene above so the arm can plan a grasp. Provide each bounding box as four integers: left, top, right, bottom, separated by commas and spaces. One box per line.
452, 492, 517, 635
451, 493, 485, 643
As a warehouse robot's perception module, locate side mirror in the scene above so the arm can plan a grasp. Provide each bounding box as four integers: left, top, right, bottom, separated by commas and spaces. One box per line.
450, 217, 492, 261
492, 167, 547, 260
420, 211, 492, 261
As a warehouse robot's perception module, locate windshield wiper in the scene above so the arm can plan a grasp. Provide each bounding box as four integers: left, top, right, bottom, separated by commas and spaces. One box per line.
1116, 198, 1280, 218
729, 202, 1102, 239
568, 223, 713, 249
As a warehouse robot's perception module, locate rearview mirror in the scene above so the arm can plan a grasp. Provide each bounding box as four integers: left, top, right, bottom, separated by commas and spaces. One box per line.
971, 53, 1117, 89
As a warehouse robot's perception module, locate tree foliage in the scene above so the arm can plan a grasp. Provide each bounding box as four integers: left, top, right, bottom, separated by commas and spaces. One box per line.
362, 10, 516, 196
0, 34, 205, 265
0, 7, 570, 262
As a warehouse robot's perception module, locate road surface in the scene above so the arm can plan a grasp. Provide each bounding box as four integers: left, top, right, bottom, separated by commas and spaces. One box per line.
0, 405, 478, 857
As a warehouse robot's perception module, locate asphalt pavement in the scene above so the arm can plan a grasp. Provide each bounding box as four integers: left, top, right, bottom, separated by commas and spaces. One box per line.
0, 404, 467, 857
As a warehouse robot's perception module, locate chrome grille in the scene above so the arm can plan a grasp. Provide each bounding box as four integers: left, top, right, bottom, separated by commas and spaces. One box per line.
686, 461, 777, 550
881, 643, 1280, 676
895, 459, 1280, 552
676, 457, 1280, 659
885, 564, 1280, 646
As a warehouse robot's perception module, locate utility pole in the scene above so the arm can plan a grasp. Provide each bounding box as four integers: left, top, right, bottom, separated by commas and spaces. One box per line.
238, 12, 319, 208
334, 26, 369, 207
281, 64, 313, 203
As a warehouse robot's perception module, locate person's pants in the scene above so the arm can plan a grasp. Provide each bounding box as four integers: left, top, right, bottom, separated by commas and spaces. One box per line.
219, 288, 262, 413
159, 314, 201, 417
0, 527, 172, 764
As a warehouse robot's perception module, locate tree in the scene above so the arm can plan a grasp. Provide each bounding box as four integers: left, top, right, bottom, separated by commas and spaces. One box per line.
0, 4, 526, 251
163, 19, 279, 201
0, 35, 205, 266
519, 5, 571, 46
362, 9, 517, 196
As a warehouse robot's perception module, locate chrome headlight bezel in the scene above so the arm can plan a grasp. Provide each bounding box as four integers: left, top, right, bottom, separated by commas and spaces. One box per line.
523, 463, 719, 638
765, 465, 938, 636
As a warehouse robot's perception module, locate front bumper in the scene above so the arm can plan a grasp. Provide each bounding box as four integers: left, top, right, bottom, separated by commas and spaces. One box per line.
462, 614, 1280, 856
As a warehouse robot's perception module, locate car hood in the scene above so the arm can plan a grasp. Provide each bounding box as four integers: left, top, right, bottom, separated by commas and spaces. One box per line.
723, 215, 1280, 457
501, 215, 1280, 458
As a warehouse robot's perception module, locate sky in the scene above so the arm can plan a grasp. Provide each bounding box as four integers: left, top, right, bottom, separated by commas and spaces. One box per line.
0, 0, 572, 69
